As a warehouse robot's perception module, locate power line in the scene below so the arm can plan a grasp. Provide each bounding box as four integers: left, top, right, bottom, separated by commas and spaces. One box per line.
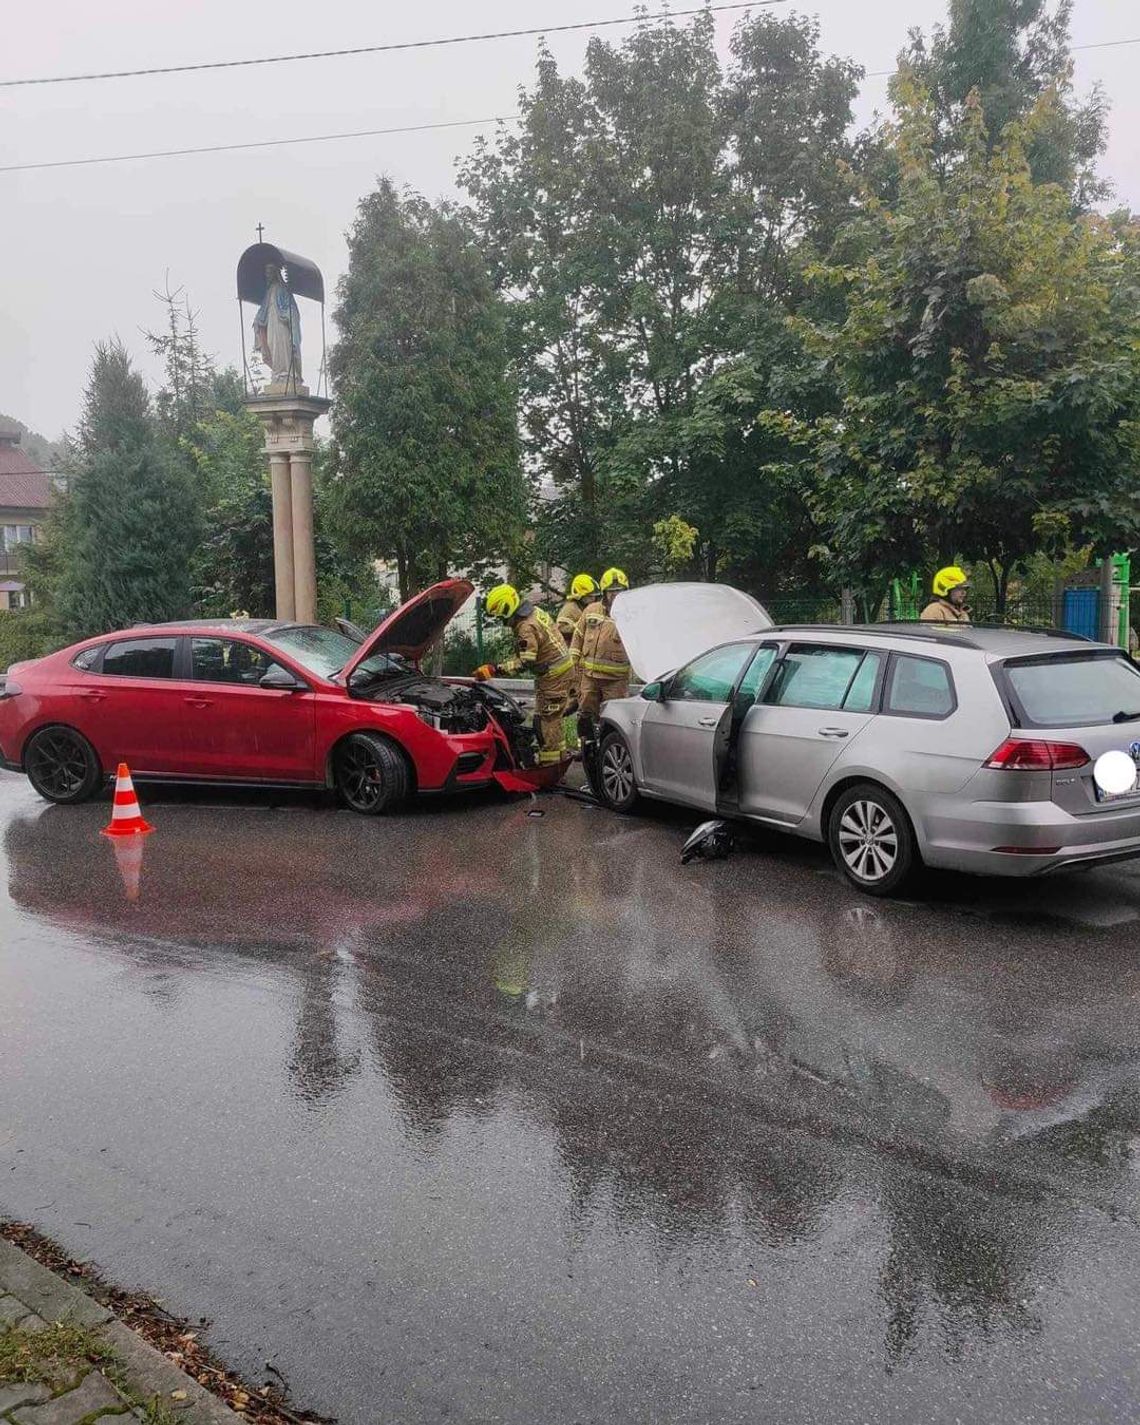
0, 2, 789, 89
864, 34, 1140, 79
5, 28, 1135, 175
0, 116, 519, 174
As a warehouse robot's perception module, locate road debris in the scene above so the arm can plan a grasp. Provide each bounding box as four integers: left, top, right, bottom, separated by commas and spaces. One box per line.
680, 819, 734, 865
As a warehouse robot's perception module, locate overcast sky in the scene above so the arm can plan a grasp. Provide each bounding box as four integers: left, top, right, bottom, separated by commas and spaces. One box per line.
4, 1, 1136, 441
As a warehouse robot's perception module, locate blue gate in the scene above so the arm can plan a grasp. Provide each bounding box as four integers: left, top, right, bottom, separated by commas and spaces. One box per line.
1062, 587, 1099, 639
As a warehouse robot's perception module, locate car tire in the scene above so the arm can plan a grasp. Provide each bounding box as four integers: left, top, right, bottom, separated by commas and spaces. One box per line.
828, 782, 917, 897
333, 733, 410, 815
596, 729, 641, 813
24, 726, 103, 805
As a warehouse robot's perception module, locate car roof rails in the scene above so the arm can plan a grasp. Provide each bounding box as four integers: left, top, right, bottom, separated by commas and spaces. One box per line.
769, 621, 1095, 650
963, 621, 1091, 642
769, 623, 986, 650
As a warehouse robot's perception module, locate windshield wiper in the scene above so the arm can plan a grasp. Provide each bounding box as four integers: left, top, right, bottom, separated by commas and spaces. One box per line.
1112, 710, 1140, 723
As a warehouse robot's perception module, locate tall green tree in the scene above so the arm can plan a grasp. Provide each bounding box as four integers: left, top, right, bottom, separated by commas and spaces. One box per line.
43, 342, 200, 638
899, 0, 1107, 204
328, 179, 525, 601
801, 78, 1140, 614
460, 9, 859, 586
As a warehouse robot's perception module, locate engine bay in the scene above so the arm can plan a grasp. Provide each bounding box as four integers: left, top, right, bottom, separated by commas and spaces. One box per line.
348, 668, 538, 766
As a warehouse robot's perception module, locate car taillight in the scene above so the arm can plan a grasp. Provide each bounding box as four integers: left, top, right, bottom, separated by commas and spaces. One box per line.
984, 738, 1089, 771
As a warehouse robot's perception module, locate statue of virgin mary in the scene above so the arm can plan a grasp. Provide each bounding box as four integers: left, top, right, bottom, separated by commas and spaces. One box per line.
252, 262, 303, 385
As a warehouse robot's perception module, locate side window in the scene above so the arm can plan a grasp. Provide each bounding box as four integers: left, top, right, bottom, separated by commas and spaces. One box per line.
885, 655, 955, 718
735, 645, 778, 713
191, 638, 280, 685
101, 638, 177, 679
842, 652, 883, 713
669, 643, 753, 703
766, 646, 865, 711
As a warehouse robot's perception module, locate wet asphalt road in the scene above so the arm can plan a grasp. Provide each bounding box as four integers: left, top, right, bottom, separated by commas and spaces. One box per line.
2, 771, 1140, 1424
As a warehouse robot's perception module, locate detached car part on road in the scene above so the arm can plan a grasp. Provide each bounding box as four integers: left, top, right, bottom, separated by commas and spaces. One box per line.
587, 584, 1140, 895
0, 579, 562, 814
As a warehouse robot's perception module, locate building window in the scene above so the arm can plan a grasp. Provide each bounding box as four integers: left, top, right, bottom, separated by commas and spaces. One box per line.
1, 526, 36, 552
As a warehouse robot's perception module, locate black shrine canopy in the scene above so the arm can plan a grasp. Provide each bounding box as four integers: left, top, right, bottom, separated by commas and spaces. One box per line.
236, 243, 324, 305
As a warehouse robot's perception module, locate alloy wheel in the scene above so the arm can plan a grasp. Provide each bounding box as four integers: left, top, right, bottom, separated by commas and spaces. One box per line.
837, 798, 899, 883
338, 741, 387, 811
601, 740, 635, 805
28, 731, 91, 799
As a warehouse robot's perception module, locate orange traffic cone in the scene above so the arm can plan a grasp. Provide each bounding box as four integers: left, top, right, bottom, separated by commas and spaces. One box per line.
110, 834, 145, 902
102, 763, 154, 837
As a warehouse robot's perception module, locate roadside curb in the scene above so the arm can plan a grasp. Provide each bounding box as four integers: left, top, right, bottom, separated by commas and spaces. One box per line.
0, 1239, 241, 1425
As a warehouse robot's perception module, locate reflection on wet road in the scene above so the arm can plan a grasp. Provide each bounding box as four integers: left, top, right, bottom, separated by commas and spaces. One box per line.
2, 772, 1139, 1423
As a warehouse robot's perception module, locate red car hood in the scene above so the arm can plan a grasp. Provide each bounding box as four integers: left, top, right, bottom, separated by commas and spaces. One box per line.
342, 578, 474, 678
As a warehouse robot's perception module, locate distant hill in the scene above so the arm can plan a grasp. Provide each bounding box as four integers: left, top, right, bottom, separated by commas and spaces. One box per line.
0, 412, 63, 471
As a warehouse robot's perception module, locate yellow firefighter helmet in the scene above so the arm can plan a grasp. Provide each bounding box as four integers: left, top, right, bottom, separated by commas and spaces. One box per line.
485, 584, 521, 620
932, 565, 969, 598
569, 573, 598, 601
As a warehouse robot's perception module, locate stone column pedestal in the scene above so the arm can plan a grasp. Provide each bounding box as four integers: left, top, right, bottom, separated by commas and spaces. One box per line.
242, 390, 332, 623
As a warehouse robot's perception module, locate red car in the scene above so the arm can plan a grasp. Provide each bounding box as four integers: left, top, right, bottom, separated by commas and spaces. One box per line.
0, 579, 561, 813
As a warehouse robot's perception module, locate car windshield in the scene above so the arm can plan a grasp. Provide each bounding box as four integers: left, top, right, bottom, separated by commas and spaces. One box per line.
1004, 652, 1140, 728
263, 626, 402, 680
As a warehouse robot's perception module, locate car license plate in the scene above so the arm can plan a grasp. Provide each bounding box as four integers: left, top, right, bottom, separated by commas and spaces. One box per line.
1095, 742, 1140, 802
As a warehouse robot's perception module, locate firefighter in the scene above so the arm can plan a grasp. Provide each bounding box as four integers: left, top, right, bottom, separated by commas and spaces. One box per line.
474, 584, 574, 765
556, 573, 598, 643
920, 566, 972, 624
572, 567, 632, 726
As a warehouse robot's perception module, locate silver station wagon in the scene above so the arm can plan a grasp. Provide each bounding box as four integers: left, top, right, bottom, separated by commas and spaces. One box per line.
588, 584, 1140, 895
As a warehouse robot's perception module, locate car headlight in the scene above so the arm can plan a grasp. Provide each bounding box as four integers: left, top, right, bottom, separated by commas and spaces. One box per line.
416, 709, 440, 730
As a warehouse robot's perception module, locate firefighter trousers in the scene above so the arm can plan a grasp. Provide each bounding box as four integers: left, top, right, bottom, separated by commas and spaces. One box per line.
534, 668, 574, 764
578, 673, 630, 721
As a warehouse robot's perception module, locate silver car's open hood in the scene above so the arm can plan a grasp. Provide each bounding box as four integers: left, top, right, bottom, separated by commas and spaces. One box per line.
611, 582, 773, 682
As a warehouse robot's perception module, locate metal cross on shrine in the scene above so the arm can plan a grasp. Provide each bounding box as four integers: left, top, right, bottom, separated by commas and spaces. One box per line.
256, 223, 265, 243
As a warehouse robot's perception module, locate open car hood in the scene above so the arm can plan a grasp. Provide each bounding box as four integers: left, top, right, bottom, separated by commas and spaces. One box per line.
342, 578, 474, 678
612, 582, 773, 682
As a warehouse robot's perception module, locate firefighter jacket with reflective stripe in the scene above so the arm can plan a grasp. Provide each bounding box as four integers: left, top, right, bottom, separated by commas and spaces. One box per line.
570, 599, 630, 678
501, 604, 574, 679
556, 599, 586, 643
919, 599, 971, 624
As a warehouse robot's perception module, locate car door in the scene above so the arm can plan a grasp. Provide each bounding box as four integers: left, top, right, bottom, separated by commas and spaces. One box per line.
737, 644, 884, 825
180, 636, 317, 781
76, 636, 191, 773
638, 642, 757, 807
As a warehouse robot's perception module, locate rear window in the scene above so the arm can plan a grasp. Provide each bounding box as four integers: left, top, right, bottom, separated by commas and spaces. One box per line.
1004, 653, 1140, 728
101, 637, 177, 679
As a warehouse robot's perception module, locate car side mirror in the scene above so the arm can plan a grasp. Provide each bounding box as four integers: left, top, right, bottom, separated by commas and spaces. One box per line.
641, 680, 666, 702
260, 666, 305, 692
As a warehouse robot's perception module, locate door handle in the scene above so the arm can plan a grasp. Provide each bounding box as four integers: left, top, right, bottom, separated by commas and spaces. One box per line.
184, 697, 213, 709
698, 716, 718, 727
79, 691, 106, 703
817, 726, 849, 738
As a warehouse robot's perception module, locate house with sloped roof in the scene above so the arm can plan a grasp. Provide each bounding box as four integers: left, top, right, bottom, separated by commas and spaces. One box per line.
0, 419, 55, 610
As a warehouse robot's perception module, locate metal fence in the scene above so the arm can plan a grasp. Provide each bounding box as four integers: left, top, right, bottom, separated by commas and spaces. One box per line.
764, 593, 1060, 629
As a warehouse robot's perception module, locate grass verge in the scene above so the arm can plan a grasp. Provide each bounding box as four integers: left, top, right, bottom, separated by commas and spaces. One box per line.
0, 1320, 113, 1389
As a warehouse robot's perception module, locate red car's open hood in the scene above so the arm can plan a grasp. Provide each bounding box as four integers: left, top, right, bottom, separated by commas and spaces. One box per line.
342, 578, 474, 678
